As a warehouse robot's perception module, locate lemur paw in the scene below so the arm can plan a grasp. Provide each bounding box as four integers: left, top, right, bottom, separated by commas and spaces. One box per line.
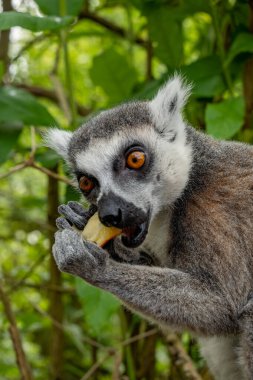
56, 201, 97, 231
53, 229, 108, 283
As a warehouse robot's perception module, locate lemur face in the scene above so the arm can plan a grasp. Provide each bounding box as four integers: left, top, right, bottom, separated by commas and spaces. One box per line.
45, 76, 192, 247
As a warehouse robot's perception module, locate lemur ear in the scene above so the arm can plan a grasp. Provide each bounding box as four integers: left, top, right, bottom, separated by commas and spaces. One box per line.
149, 75, 191, 139
43, 128, 72, 161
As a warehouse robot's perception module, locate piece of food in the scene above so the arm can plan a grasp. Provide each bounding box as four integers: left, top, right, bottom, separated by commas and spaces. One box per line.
81, 212, 122, 247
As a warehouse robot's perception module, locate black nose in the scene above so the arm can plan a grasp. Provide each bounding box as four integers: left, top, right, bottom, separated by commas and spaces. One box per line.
99, 204, 122, 227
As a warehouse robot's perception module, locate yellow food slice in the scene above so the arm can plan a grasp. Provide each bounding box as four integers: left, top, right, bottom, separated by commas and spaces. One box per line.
81, 212, 122, 247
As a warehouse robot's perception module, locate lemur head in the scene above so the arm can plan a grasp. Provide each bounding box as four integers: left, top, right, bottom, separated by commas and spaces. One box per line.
45, 75, 192, 248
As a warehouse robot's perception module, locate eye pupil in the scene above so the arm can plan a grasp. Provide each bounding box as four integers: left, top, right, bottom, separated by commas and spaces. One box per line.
79, 176, 94, 194
126, 150, 145, 170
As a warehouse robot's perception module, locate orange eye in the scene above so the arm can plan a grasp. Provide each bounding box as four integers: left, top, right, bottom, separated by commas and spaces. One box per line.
126, 150, 145, 170
79, 176, 94, 194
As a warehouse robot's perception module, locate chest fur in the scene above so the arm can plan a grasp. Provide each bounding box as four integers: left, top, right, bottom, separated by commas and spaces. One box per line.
141, 210, 172, 266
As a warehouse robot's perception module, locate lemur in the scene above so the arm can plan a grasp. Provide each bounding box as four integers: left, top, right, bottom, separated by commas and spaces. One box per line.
45, 76, 253, 380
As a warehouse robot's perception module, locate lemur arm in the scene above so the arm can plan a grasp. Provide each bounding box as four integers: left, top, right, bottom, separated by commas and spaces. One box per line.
53, 229, 239, 336
98, 261, 238, 335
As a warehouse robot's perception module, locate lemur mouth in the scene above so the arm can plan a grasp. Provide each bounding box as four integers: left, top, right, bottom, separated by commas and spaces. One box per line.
121, 219, 149, 248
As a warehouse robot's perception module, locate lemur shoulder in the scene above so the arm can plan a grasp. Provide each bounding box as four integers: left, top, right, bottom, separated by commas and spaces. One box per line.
45, 76, 253, 380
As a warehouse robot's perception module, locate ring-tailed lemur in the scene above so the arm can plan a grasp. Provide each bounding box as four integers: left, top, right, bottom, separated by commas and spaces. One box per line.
45, 76, 253, 380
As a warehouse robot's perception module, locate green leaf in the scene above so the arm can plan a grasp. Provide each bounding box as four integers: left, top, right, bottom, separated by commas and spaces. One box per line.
226, 33, 253, 65
64, 184, 82, 203
64, 324, 86, 354
75, 278, 119, 335
34, 0, 85, 16
175, 0, 211, 17
145, 7, 183, 67
133, 73, 171, 100
132, 0, 210, 16
35, 150, 60, 169
0, 121, 23, 163
182, 55, 225, 97
205, 97, 245, 139
90, 48, 138, 104
0, 87, 57, 126
0, 11, 74, 32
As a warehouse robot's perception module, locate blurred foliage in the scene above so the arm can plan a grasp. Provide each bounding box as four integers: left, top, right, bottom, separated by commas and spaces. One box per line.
0, 0, 253, 379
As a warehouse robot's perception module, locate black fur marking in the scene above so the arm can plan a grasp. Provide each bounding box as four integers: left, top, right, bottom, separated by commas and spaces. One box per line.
169, 133, 177, 142
169, 95, 178, 113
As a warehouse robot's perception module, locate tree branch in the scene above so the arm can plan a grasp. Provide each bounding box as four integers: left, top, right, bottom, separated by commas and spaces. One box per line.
47, 166, 64, 380
0, 282, 33, 380
243, 0, 253, 129
13, 83, 91, 117
146, 38, 153, 81
78, 9, 148, 47
0, 159, 73, 185
20, 282, 75, 294
80, 352, 113, 380
165, 332, 202, 380
0, 0, 13, 81
8, 253, 47, 293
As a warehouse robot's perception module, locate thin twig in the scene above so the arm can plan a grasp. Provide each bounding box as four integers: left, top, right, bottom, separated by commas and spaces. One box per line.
7, 253, 48, 293
0, 162, 27, 180
165, 332, 202, 380
20, 282, 75, 294
29, 295, 157, 353
50, 74, 72, 122
0, 160, 72, 186
121, 328, 158, 346
80, 352, 113, 380
29, 299, 112, 352
13, 83, 91, 116
210, 0, 234, 95
0, 282, 33, 380
50, 43, 72, 122
146, 38, 153, 81
112, 352, 122, 380
60, 31, 77, 126
12, 34, 52, 62
79, 9, 148, 47
30, 127, 36, 159
30, 162, 73, 185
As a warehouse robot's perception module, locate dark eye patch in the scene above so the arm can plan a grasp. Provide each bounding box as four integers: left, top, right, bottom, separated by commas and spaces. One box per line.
75, 170, 99, 193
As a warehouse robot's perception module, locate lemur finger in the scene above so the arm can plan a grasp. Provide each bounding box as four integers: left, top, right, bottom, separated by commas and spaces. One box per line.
58, 204, 85, 230
67, 202, 97, 220
56, 217, 72, 230
87, 204, 98, 217
68, 201, 87, 217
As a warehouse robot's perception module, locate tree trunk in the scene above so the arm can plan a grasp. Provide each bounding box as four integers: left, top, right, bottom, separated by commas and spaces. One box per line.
0, 0, 13, 80
47, 168, 64, 380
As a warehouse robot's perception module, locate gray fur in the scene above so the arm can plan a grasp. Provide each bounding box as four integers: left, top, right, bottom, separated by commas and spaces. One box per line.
49, 76, 253, 379
68, 101, 152, 164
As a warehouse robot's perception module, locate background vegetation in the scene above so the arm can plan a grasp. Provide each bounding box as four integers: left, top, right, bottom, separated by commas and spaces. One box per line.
0, 0, 253, 379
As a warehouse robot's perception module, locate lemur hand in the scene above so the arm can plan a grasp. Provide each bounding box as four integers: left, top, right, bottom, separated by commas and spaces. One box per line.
56, 201, 153, 266
56, 201, 97, 231
53, 229, 108, 283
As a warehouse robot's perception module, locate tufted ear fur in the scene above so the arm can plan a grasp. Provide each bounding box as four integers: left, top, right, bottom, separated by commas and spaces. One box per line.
149, 75, 191, 141
43, 128, 73, 161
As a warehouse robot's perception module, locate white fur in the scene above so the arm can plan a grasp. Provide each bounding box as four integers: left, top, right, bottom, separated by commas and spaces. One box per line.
142, 208, 172, 266
75, 126, 192, 225
150, 75, 191, 140
198, 336, 245, 380
43, 128, 73, 161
